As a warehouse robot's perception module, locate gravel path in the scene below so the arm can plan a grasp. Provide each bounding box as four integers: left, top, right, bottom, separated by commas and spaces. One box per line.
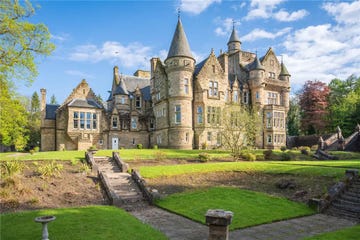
131, 207, 356, 240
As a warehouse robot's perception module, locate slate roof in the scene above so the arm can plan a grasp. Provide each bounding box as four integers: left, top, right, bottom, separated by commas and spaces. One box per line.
194, 57, 208, 76
280, 62, 291, 76
228, 28, 241, 44
140, 86, 151, 101
108, 75, 150, 101
45, 104, 60, 119
167, 19, 193, 60
68, 99, 103, 109
247, 56, 265, 71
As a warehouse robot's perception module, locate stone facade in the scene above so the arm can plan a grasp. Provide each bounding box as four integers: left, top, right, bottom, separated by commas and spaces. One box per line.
40, 18, 290, 151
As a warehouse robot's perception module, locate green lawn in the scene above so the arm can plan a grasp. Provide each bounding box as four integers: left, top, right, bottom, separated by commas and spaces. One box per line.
0, 206, 167, 240
139, 161, 354, 179
156, 187, 315, 230
303, 224, 360, 240
270, 160, 360, 169
0, 149, 230, 162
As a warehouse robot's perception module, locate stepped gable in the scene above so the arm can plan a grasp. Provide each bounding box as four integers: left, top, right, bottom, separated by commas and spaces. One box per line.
167, 18, 193, 60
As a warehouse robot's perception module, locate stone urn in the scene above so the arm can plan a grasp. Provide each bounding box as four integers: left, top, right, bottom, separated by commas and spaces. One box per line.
35, 215, 56, 240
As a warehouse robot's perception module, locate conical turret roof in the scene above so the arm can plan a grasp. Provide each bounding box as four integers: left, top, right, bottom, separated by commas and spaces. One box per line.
249, 56, 265, 71
280, 62, 291, 76
228, 27, 241, 44
167, 19, 193, 60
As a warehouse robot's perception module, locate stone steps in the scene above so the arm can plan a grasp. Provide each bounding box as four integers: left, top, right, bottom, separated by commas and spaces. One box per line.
93, 156, 148, 212
325, 177, 360, 222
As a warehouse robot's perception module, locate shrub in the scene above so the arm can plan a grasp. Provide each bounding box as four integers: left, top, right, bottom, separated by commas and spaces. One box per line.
280, 152, 291, 161
78, 163, 91, 174
153, 144, 158, 149
29, 149, 35, 155
198, 152, 211, 162
0, 161, 25, 178
256, 154, 265, 161
311, 145, 318, 151
299, 146, 311, 155
201, 142, 208, 150
34, 146, 40, 152
137, 144, 143, 149
280, 146, 287, 152
240, 152, 256, 161
263, 150, 273, 160
37, 161, 63, 178
154, 151, 166, 161
291, 147, 298, 150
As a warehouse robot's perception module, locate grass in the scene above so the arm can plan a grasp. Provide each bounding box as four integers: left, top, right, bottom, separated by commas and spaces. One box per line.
303, 224, 360, 240
155, 187, 315, 230
139, 161, 355, 179
270, 160, 360, 169
0, 149, 230, 162
0, 205, 167, 240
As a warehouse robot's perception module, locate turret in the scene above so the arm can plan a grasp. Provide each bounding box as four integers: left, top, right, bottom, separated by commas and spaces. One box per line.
248, 56, 265, 105
227, 27, 241, 54
164, 18, 195, 149
279, 61, 291, 82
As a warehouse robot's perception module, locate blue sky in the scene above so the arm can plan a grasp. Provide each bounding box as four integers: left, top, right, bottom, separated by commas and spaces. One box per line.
19, 0, 360, 103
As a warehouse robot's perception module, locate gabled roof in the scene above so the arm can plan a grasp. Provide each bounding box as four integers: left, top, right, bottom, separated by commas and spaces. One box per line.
140, 86, 151, 101
194, 58, 208, 76
68, 99, 103, 109
107, 74, 150, 101
45, 104, 60, 119
167, 18, 193, 60
228, 27, 241, 44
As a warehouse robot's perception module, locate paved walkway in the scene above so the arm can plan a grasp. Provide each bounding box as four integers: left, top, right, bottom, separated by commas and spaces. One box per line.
131, 207, 356, 240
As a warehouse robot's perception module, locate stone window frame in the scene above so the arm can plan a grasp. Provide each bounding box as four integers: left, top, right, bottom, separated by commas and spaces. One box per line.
135, 96, 141, 108
267, 92, 278, 105
207, 106, 220, 125
266, 112, 272, 129
184, 78, 189, 94
112, 116, 118, 129
175, 105, 181, 124
149, 119, 155, 130
157, 135, 162, 144
121, 96, 126, 104
242, 91, 249, 104
73, 111, 98, 130
207, 132, 212, 142
267, 134, 272, 143
268, 72, 276, 79
131, 117, 137, 129
233, 90, 239, 103
208, 81, 218, 98
197, 106, 203, 124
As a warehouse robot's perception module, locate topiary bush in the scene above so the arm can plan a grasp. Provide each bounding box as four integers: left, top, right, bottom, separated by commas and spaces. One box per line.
136, 143, 143, 149
280, 146, 287, 152
153, 144, 158, 149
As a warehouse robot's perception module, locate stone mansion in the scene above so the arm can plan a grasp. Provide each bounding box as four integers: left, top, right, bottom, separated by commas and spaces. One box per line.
40, 18, 290, 151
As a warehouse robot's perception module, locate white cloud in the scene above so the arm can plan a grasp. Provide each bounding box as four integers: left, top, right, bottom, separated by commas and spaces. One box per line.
242, 27, 291, 41
69, 41, 152, 69
282, 2, 360, 86
180, 0, 221, 15
274, 9, 308, 22
65, 70, 94, 79
51, 33, 70, 42
214, 17, 237, 36
322, 0, 360, 25
244, 0, 307, 22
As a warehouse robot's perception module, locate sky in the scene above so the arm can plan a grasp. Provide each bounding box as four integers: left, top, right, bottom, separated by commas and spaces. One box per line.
18, 0, 360, 103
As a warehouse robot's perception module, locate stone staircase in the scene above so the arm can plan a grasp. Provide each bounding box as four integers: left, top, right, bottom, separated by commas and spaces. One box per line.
325, 176, 360, 222
93, 156, 149, 212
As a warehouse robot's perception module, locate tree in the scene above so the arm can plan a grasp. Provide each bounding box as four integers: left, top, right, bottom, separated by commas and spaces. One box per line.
287, 96, 301, 136
220, 105, 261, 158
328, 75, 360, 136
0, 0, 55, 85
0, 80, 29, 150
27, 91, 41, 149
299, 80, 330, 135
50, 94, 58, 104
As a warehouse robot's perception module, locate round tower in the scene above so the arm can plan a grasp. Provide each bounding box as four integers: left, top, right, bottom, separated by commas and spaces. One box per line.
227, 27, 241, 54
279, 60, 291, 112
164, 18, 195, 149
249, 56, 265, 105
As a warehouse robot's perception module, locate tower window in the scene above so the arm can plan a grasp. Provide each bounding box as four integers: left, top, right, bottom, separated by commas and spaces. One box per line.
212, 65, 215, 73
242, 91, 248, 104
207, 132, 212, 141
121, 96, 126, 104
184, 78, 189, 94
175, 105, 181, 124
267, 92, 278, 105
233, 90, 238, 103
150, 119, 155, 130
